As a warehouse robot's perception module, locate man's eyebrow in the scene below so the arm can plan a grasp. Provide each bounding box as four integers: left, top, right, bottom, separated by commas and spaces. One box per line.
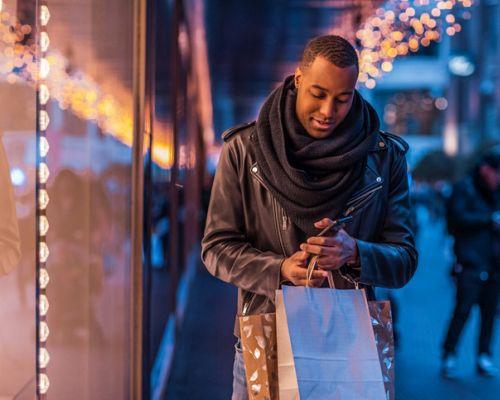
310, 85, 353, 96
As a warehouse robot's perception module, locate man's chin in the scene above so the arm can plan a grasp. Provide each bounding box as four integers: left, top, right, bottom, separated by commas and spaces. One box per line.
306, 126, 335, 139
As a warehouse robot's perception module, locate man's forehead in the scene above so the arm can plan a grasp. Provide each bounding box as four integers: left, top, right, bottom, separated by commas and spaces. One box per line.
302, 57, 358, 91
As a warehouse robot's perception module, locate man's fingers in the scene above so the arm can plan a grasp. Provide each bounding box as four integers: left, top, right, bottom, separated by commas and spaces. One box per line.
293, 250, 309, 260
306, 236, 337, 246
314, 218, 334, 229
300, 243, 328, 255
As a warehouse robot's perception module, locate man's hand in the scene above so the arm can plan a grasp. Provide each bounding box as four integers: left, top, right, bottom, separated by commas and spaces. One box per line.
280, 250, 328, 287
299, 218, 359, 271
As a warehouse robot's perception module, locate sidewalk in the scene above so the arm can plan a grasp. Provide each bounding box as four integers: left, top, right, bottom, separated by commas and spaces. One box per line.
394, 206, 500, 399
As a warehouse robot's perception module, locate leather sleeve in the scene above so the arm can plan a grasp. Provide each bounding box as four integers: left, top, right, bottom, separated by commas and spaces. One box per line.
356, 148, 418, 288
201, 140, 284, 301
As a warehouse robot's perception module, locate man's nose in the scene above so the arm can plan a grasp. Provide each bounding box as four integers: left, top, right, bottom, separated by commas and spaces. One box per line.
319, 100, 334, 120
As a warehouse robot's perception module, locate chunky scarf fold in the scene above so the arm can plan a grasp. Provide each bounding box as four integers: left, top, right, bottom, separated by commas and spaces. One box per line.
251, 75, 380, 236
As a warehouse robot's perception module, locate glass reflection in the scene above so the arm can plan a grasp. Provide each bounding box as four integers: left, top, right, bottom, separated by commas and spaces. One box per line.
0, 1, 36, 397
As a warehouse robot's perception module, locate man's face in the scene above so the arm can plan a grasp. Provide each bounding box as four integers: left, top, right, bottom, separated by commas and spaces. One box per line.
294, 56, 358, 139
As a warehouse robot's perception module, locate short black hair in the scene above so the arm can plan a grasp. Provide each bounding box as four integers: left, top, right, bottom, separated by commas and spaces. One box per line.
300, 35, 358, 71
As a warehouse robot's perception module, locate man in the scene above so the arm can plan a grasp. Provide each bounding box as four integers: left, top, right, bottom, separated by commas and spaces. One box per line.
202, 35, 417, 399
442, 148, 500, 378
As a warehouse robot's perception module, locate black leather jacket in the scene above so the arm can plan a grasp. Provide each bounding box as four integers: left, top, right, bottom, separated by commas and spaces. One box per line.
201, 123, 418, 336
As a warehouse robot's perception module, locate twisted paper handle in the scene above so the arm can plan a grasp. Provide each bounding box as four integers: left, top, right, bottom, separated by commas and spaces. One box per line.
306, 255, 335, 289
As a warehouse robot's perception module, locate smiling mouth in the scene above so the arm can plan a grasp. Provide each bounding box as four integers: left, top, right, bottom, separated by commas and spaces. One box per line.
311, 117, 334, 130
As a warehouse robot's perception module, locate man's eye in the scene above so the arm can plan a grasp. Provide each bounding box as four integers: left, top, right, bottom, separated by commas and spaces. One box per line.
311, 92, 323, 99
337, 99, 348, 104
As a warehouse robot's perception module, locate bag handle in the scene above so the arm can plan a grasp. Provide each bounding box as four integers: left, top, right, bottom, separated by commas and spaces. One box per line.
306, 255, 335, 288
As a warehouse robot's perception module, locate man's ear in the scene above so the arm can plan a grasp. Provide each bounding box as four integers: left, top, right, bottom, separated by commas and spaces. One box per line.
294, 67, 302, 89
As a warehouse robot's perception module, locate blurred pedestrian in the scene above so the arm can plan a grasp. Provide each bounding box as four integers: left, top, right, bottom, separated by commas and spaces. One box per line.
442, 147, 500, 378
202, 35, 418, 399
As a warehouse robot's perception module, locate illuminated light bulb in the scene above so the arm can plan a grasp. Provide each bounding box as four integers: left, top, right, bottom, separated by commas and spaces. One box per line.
39, 294, 49, 316
0, 1, 3, 13
420, 13, 430, 22
446, 27, 456, 36
384, 10, 395, 20
387, 47, 398, 58
454, 23, 462, 32
40, 321, 49, 342
435, 97, 448, 110
39, 373, 50, 394
463, 11, 472, 19
427, 19, 437, 28
446, 14, 455, 23
40, 136, 49, 158
39, 110, 50, 131
409, 38, 419, 49
40, 5, 50, 26
358, 72, 368, 82
39, 348, 50, 368
39, 162, 50, 184
406, 7, 415, 16
382, 61, 393, 72
431, 8, 441, 18
368, 68, 380, 78
40, 32, 50, 52
391, 31, 404, 41
463, 0, 472, 7
39, 58, 50, 79
39, 189, 49, 210
365, 79, 376, 89
39, 241, 49, 263
421, 38, 431, 47
399, 13, 409, 22
39, 268, 49, 289
39, 84, 50, 105
39, 216, 49, 236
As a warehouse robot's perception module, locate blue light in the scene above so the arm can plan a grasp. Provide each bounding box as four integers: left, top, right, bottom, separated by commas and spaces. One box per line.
10, 167, 25, 186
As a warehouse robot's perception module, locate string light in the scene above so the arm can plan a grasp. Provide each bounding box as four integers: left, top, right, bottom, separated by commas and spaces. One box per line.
37, 2, 51, 398
356, 0, 475, 89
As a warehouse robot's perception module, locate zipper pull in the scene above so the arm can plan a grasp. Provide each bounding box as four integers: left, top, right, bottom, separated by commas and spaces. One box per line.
282, 211, 288, 230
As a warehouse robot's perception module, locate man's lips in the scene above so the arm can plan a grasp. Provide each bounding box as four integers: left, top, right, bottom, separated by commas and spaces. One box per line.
311, 117, 334, 130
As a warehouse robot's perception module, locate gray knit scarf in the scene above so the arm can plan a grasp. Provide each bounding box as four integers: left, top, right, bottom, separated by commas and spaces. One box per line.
251, 75, 379, 236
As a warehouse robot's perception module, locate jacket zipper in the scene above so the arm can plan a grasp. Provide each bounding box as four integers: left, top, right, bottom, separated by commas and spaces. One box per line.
250, 164, 287, 256
344, 184, 383, 217
273, 198, 287, 256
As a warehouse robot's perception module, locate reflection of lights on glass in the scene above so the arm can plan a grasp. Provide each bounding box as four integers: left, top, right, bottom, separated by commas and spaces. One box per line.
40, 5, 50, 26
40, 321, 49, 342
39, 84, 50, 105
39, 294, 49, 316
39, 373, 50, 394
463, 11, 471, 19
39, 163, 50, 184
40, 32, 50, 52
435, 97, 449, 110
365, 79, 376, 89
40, 136, 49, 158
39, 242, 49, 263
39, 110, 50, 131
39, 190, 49, 210
40, 268, 49, 289
39, 216, 49, 236
39, 58, 50, 79
39, 348, 50, 369
10, 167, 25, 186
